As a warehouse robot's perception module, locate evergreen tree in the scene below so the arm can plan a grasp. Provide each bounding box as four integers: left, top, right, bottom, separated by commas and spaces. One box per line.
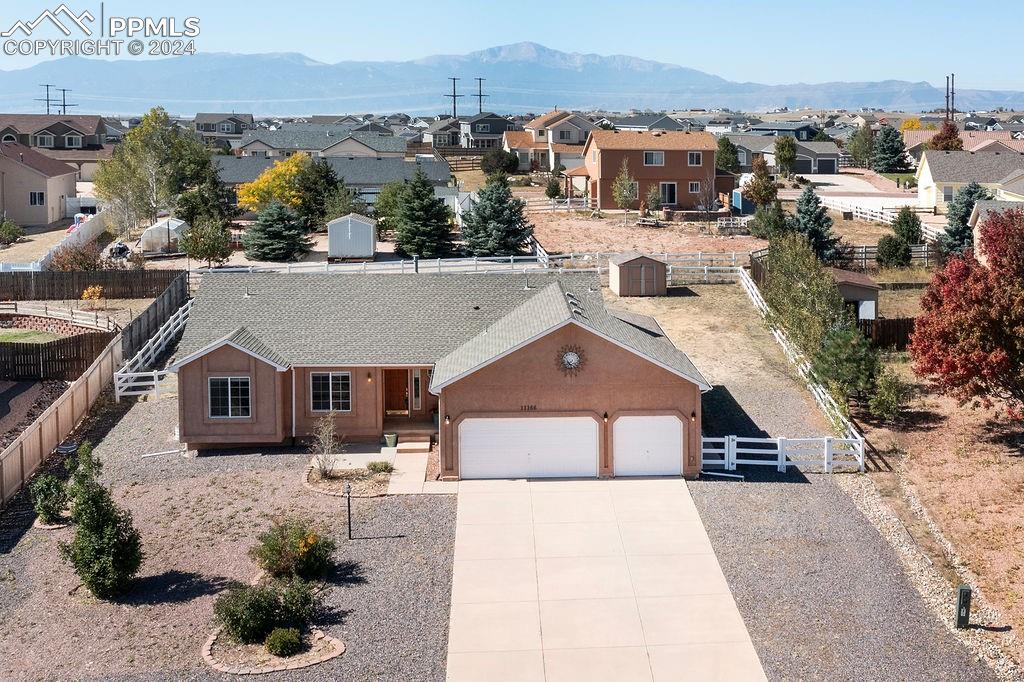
891, 206, 923, 244
394, 169, 451, 258
812, 130, 833, 143
929, 121, 964, 151
181, 217, 233, 268
742, 156, 777, 207
242, 202, 313, 262
294, 158, 341, 230
871, 125, 909, 172
774, 136, 797, 176
461, 175, 534, 256
939, 181, 992, 254
372, 181, 408, 240
716, 137, 740, 173
792, 186, 841, 261
876, 234, 912, 267
748, 201, 794, 240
811, 325, 878, 401
544, 177, 563, 200
847, 125, 874, 167
611, 159, 636, 224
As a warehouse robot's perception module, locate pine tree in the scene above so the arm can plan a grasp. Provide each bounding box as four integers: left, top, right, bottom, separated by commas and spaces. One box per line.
847, 125, 874, 167
242, 202, 313, 262
774, 136, 797, 176
716, 137, 740, 173
394, 169, 451, 258
871, 125, 909, 172
181, 217, 233, 268
461, 175, 534, 256
811, 325, 878, 401
792, 186, 840, 262
929, 121, 964, 151
939, 181, 992, 254
742, 156, 777, 207
891, 206, 923, 244
748, 201, 793, 240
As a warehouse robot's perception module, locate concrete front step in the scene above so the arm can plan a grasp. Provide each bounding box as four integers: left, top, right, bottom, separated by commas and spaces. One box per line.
397, 441, 432, 453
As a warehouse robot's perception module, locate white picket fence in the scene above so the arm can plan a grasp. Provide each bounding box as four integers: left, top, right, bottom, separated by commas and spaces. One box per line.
113, 298, 193, 400
701, 435, 864, 473
523, 197, 590, 211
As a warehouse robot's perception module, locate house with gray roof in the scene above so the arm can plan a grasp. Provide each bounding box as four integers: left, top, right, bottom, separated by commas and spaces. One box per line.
917, 150, 1024, 211
194, 113, 254, 148
460, 113, 515, 149
748, 121, 821, 141
237, 127, 407, 158
423, 118, 461, 147
169, 271, 709, 480
724, 134, 841, 174
607, 114, 688, 132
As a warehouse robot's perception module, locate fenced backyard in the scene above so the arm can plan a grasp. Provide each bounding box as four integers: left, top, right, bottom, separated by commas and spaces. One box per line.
0, 331, 116, 380
119, 272, 189, 359
0, 269, 186, 301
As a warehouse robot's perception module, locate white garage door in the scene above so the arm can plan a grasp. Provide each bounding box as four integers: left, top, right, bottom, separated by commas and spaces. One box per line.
613, 415, 684, 476
459, 417, 599, 479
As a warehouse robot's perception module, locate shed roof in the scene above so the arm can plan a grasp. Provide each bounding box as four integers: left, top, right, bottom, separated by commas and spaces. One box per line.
828, 268, 880, 290
609, 252, 667, 266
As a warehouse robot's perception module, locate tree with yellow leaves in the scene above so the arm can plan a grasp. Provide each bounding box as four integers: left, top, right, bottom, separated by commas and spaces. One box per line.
236, 154, 309, 212
899, 117, 922, 131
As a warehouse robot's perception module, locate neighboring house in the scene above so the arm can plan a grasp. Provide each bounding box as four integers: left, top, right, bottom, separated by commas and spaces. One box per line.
968, 139, 1024, 154
969, 200, 1024, 266
579, 130, 718, 210
0, 114, 109, 179
829, 268, 880, 321
0, 142, 77, 225
460, 113, 515, 149
902, 129, 1013, 162
307, 115, 363, 126
916, 150, 1024, 212
724, 135, 841, 174
502, 110, 597, 171
748, 121, 821, 140
35, 145, 115, 182
194, 113, 254, 147
169, 271, 710, 479
422, 118, 461, 147
607, 114, 688, 132
213, 155, 451, 206
102, 118, 128, 142
237, 128, 406, 158
962, 116, 998, 130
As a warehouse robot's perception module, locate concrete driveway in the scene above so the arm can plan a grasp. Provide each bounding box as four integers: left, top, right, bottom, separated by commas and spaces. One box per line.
445, 479, 766, 682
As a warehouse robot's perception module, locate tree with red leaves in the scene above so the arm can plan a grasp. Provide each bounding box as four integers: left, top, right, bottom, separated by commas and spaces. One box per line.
928, 121, 964, 151
909, 208, 1024, 417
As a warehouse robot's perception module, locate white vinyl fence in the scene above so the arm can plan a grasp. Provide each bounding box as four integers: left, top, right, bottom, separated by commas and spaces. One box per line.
0, 210, 111, 272
114, 298, 193, 400
701, 435, 864, 474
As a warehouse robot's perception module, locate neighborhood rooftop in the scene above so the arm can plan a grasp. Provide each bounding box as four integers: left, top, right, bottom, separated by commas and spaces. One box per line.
922, 150, 1024, 183
0, 141, 77, 177
586, 129, 717, 150
238, 128, 408, 153
213, 154, 450, 185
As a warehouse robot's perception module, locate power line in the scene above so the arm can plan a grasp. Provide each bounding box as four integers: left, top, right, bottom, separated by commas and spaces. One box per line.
35, 83, 59, 115
443, 77, 463, 119
474, 77, 488, 114
56, 88, 77, 115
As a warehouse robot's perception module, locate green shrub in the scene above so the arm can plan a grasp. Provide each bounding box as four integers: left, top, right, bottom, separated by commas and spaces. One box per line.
367, 460, 394, 474
876, 234, 912, 267
214, 583, 282, 644
265, 627, 303, 657
275, 577, 323, 628
891, 206, 923, 244
0, 219, 25, 246
481, 149, 519, 176
59, 482, 143, 598
29, 474, 68, 524
869, 368, 914, 422
544, 178, 563, 200
249, 517, 336, 580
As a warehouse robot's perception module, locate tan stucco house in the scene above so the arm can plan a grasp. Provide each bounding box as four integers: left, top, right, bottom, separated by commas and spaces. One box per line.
916, 150, 1024, 212
170, 272, 710, 479
0, 142, 77, 226
503, 110, 597, 172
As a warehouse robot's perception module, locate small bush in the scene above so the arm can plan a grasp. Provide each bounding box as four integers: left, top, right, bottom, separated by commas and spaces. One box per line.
265, 627, 303, 657
481, 149, 518, 176
275, 577, 323, 628
0, 218, 25, 246
869, 368, 914, 423
367, 460, 394, 475
48, 240, 104, 271
30, 474, 68, 524
214, 584, 282, 644
876, 234, 912, 267
544, 177, 563, 200
250, 517, 336, 580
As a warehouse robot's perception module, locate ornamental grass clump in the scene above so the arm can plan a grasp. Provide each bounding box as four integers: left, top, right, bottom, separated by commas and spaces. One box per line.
249, 517, 336, 580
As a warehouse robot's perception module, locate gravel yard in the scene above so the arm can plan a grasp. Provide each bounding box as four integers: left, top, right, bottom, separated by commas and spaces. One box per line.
609, 282, 997, 681
0, 391, 455, 681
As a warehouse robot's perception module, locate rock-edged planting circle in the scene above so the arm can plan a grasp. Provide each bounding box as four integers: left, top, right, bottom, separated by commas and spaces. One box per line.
202, 626, 345, 675
302, 464, 389, 498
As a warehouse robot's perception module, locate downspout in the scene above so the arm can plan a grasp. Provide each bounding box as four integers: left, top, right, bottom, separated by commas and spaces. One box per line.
291, 368, 296, 441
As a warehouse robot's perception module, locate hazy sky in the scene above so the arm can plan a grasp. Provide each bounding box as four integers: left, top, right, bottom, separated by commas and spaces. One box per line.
1, 0, 1020, 90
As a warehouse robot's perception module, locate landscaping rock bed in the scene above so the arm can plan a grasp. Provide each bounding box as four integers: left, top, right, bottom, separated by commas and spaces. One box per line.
304, 465, 390, 498
204, 626, 345, 675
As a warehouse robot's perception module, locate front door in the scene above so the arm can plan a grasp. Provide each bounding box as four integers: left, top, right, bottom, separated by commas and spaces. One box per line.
384, 369, 409, 416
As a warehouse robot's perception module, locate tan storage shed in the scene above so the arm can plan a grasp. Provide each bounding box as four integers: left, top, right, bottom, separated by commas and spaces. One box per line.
609, 253, 667, 297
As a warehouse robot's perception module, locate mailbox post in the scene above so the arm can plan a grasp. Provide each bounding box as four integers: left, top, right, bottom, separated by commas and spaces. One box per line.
956, 585, 972, 629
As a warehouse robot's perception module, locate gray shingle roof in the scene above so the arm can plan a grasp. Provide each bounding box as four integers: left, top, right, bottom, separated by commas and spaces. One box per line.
238, 128, 406, 153
923, 150, 1024, 184
608, 252, 666, 266
969, 200, 1024, 227
175, 272, 708, 391
195, 113, 254, 125
213, 155, 450, 186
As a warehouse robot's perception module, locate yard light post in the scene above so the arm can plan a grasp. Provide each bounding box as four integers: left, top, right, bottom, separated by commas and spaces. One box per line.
345, 481, 353, 540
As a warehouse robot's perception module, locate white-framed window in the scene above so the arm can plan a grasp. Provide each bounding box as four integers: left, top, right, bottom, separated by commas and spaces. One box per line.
559, 130, 571, 141
412, 370, 422, 411
688, 151, 703, 166
65, 134, 83, 148
209, 377, 251, 418
942, 186, 955, 203
1, 134, 16, 143
310, 372, 352, 412
629, 181, 639, 199
643, 151, 665, 166
218, 122, 234, 133
688, 181, 701, 194
592, 150, 597, 162
660, 182, 677, 205
33, 134, 54, 147
537, 129, 546, 138
29, 191, 45, 206
798, 131, 807, 140
476, 123, 490, 133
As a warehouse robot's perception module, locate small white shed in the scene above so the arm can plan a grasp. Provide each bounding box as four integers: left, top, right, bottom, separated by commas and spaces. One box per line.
327, 213, 377, 260
139, 217, 190, 253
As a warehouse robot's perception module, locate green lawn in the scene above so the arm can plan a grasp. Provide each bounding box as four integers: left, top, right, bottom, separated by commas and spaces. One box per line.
879, 172, 916, 188
0, 329, 63, 343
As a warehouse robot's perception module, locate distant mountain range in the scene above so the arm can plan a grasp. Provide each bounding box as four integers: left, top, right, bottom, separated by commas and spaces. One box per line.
2, 42, 1022, 116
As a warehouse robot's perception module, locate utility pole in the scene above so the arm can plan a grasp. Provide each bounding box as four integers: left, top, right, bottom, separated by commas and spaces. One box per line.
35, 84, 58, 115
951, 73, 956, 117
945, 75, 950, 121
56, 88, 77, 115
474, 77, 488, 114
444, 77, 463, 119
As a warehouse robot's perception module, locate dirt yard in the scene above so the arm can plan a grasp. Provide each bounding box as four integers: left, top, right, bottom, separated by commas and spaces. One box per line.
0, 221, 73, 264
858, 358, 1024, 670
879, 288, 925, 318
829, 213, 895, 245
533, 212, 765, 255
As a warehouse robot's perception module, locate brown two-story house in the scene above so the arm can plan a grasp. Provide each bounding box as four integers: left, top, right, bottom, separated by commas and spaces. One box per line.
579, 129, 718, 210
0, 114, 111, 181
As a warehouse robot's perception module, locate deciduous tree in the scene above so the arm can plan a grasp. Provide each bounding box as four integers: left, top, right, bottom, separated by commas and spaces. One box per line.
847, 124, 874, 167
461, 174, 533, 256
774, 136, 797, 177
180, 217, 233, 268
236, 154, 308, 213
371, 181, 407, 240
742, 156, 777, 207
929, 120, 964, 151
611, 159, 637, 224
294, 157, 341, 230
900, 117, 922, 131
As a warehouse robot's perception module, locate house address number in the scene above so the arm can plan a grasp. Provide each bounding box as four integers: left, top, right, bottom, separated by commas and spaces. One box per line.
520, 404, 537, 411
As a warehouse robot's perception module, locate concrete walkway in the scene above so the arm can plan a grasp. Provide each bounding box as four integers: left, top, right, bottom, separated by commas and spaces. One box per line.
386, 451, 458, 495
445, 479, 766, 682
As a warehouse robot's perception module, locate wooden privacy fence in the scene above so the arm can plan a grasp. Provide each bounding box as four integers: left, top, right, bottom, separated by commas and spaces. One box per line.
0, 269, 186, 301
859, 317, 916, 349
120, 272, 189, 359
0, 331, 116, 380
0, 333, 123, 508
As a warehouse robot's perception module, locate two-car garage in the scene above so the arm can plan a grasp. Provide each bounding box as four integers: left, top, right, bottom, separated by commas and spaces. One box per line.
457, 415, 685, 479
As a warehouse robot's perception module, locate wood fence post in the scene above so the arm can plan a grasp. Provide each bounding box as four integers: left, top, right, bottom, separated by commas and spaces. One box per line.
777, 437, 786, 473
